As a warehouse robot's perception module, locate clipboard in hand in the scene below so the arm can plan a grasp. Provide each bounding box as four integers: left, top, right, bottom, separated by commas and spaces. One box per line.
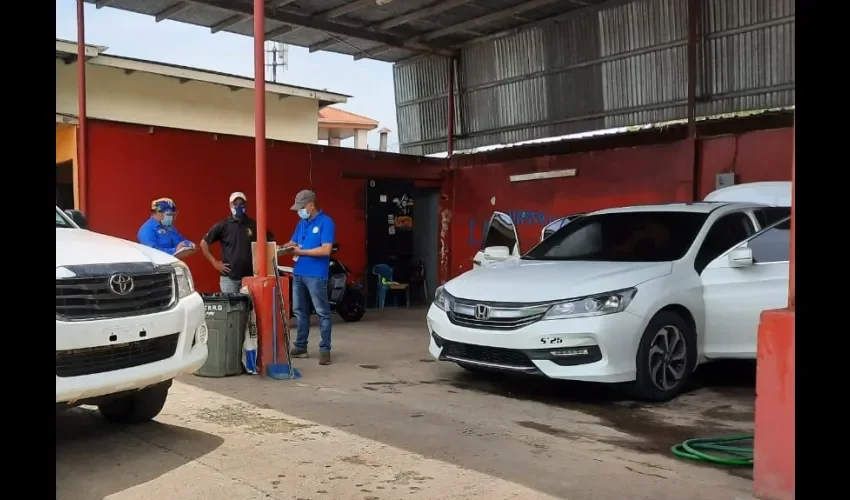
173, 245, 197, 260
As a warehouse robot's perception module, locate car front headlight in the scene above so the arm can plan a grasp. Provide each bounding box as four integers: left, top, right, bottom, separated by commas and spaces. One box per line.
172, 261, 195, 299
542, 288, 637, 320
433, 286, 452, 311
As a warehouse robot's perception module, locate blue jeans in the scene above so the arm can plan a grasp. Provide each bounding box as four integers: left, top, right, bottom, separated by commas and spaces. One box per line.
292, 275, 332, 353
220, 277, 242, 294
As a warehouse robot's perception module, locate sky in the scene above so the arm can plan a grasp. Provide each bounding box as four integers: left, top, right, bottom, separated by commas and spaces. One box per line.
54, 0, 399, 151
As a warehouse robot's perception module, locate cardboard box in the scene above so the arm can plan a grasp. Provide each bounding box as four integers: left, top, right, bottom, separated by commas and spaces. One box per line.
251, 241, 278, 277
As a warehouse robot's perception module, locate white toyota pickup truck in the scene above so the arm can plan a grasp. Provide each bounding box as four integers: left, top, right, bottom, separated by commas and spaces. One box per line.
56, 206, 208, 423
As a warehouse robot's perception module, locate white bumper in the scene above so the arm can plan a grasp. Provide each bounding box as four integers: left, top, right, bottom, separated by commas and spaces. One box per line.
426, 304, 642, 383
56, 292, 208, 404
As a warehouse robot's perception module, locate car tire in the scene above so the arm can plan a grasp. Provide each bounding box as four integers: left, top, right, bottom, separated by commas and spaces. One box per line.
625, 311, 697, 402
98, 381, 171, 424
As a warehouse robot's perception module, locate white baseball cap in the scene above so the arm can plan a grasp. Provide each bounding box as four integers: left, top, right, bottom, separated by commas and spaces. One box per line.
229, 191, 247, 204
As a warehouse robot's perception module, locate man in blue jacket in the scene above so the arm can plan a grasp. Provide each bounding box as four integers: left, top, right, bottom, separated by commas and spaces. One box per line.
137, 198, 195, 257
283, 190, 336, 366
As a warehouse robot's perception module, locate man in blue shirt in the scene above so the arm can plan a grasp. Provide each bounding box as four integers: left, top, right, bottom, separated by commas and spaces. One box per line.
137, 198, 195, 257
283, 190, 336, 366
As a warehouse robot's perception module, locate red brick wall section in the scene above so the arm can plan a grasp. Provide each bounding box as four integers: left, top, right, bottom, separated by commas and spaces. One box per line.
86, 120, 444, 293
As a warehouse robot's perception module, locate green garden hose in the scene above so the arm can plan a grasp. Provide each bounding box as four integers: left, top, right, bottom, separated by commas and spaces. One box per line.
671, 434, 754, 466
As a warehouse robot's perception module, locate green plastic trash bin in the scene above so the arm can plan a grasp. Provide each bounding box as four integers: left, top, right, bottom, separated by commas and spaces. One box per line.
196, 293, 250, 377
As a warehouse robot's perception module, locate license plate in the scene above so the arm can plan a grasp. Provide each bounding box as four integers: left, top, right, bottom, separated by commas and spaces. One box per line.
101, 325, 147, 341
539, 336, 564, 346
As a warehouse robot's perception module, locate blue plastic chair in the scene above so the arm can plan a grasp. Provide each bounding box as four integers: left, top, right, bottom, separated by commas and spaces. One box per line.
372, 264, 393, 309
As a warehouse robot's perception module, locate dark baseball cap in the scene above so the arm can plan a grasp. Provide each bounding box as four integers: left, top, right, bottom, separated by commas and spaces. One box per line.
290, 190, 316, 211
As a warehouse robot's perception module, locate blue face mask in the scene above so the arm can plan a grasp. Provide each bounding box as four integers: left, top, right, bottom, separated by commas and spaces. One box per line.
162, 214, 174, 226
297, 208, 310, 220
231, 204, 246, 218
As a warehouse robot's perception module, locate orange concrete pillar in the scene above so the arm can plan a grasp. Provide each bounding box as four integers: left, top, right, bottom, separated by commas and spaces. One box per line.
753, 309, 795, 500
753, 120, 794, 500
242, 276, 291, 376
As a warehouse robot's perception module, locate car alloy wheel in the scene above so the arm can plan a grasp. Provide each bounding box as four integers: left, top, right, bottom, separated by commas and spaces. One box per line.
647, 325, 688, 392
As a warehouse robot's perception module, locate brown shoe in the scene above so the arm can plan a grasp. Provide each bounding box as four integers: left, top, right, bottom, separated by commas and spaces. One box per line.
290, 347, 309, 359
319, 352, 332, 365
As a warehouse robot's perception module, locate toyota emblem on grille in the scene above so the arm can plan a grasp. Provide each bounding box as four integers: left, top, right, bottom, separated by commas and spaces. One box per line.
474, 304, 491, 320
108, 273, 135, 296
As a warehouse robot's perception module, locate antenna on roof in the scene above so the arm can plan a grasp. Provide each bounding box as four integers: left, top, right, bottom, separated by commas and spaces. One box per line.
265, 41, 288, 82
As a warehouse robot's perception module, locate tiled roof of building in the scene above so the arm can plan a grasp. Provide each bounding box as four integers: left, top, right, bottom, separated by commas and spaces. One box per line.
319, 106, 379, 130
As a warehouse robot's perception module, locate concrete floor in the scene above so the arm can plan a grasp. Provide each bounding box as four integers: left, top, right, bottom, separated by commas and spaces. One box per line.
56, 308, 757, 500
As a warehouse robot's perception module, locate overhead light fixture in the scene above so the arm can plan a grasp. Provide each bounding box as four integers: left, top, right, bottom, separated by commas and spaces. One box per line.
509, 169, 578, 183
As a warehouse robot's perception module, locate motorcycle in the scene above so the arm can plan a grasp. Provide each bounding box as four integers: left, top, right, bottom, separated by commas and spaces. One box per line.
278, 243, 366, 322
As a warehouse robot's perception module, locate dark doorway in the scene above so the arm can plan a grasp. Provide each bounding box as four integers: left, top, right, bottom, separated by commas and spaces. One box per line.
56, 161, 74, 210
365, 179, 416, 307
411, 186, 440, 303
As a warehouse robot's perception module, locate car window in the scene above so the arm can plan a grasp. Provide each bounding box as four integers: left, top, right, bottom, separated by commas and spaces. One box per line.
56, 209, 73, 229
694, 211, 755, 273
754, 207, 791, 229
541, 214, 587, 241
542, 218, 566, 240
482, 213, 517, 250
524, 211, 708, 262
746, 216, 791, 263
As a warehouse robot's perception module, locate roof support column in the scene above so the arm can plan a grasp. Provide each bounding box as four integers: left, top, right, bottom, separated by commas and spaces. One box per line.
446, 56, 456, 158
76, 0, 89, 213
686, 0, 700, 139
253, 0, 269, 277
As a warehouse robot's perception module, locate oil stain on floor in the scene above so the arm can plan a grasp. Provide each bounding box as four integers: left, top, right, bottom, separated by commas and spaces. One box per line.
194, 403, 315, 434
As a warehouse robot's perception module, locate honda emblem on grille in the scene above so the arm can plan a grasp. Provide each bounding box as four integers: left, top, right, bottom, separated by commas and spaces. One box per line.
108, 273, 135, 296
474, 304, 491, 320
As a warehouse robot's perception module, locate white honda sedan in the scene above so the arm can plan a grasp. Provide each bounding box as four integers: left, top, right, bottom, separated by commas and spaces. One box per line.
427, 190, 790, 402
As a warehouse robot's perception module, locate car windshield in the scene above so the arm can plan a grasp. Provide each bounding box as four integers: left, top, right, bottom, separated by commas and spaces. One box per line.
56, 208, 74, 229
523, 211, 709, 262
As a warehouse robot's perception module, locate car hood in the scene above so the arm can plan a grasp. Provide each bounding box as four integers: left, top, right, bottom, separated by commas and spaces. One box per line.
445, 259, 673, 303
56, 228, 177, 269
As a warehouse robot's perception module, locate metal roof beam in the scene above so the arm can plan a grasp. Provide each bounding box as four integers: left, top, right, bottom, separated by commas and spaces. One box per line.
322, 0, 384, 19
211, 13, 248, 33
198, 0, 455, 56
284, 0, 384, 48
419, 0, 564, 41
154, 2, 192, 22
357, 0, 566, 60
310, 0, 474, 54
377, 0, 475, 30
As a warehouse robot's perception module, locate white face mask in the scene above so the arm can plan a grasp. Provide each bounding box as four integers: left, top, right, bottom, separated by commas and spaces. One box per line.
297, 208, 310, 219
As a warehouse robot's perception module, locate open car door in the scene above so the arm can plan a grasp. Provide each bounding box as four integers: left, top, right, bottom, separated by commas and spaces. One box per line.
699, 216, 791, 359
472, 211, 521, 269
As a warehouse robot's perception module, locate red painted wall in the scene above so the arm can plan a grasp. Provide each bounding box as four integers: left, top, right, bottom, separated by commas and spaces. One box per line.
86, 120, 444, 293
445, 140, 697, 277
698, 128, 794, 200
85, 120, 792, 292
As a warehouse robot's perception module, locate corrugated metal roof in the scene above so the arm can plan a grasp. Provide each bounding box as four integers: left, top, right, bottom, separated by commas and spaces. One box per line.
89, 0, 595, 63
395, 0, 795, 155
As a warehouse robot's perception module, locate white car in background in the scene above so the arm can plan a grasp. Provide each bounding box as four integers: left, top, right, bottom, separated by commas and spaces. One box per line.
427, 183, 791, 401
56, 207, 208, 423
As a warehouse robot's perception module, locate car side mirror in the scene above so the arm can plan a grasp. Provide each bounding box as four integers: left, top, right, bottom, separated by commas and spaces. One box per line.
483, 246, 511, 260
728, 247, 753, 268
65, 209, 88, 229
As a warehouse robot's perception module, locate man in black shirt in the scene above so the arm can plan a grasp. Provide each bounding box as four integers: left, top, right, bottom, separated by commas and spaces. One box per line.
200, 192, 274, 293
